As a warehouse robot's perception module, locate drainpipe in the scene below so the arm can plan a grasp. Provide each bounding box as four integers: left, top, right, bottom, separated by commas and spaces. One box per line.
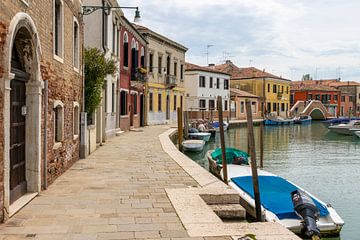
102, 0, 107, 53
43, 80, 48, 190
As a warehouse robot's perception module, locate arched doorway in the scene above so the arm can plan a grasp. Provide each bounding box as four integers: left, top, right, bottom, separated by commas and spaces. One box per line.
3, 13, 42, 216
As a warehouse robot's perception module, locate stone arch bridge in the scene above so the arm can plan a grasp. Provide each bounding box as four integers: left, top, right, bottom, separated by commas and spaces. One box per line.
290, 100, 333, 120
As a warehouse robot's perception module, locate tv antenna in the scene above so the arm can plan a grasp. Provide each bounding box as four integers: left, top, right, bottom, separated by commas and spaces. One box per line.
222, 51, 235, 63
205, 44, 214, 65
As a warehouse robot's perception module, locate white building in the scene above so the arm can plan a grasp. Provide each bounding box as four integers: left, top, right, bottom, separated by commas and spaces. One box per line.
184, 63, 231, 119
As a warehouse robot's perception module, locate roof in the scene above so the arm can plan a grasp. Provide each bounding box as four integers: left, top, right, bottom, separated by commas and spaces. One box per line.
132, 23, 188, 52
214, 60, 290, 81
230, 88, 259, 98
120, 17, 148, 45
185, 63, 231, 76
291, 81, 339, 92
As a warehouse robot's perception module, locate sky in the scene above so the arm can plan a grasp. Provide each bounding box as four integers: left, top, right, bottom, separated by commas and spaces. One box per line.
121, 0, 360, 81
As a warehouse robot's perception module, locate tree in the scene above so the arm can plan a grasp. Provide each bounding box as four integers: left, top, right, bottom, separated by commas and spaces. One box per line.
301, 74, 313, 81
84, 47, 117, 120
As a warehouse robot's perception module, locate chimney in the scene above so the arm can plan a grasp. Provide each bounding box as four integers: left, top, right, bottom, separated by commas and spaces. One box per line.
263, 68, 265, 72
225, 60, 232, 64
208, 63, 215, 69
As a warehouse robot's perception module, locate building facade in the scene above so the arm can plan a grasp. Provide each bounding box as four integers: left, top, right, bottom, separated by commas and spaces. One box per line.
119, 18, 147, 131
184, 63, 231, 119
215, 61, 291, 118
0, 0, 83, 221
134, 24, 187, 125
83, 0, 123, 150
230, 88, 262, 120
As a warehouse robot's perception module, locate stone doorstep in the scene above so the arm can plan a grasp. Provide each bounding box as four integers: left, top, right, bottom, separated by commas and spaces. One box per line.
9, 192, 38, 217
115, 130, 125, 136
210, 204, 246, 220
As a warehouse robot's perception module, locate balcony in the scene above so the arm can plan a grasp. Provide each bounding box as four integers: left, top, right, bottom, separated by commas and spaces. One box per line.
165, 74, 177, 89
277, 92, 283, 100
131, 68, 147, 82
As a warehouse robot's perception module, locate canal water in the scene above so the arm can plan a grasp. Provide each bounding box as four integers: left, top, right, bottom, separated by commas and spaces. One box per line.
184, 122, 359, 240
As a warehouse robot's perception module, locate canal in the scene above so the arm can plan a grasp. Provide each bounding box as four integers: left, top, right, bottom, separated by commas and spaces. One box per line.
184, 122, 359, 240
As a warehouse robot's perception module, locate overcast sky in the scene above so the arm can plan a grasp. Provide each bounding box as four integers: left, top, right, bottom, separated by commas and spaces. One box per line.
121, 0, 360, 81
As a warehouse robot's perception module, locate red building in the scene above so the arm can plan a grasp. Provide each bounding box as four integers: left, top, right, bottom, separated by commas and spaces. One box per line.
291, 81, 341, 117
119, 16, 147, 131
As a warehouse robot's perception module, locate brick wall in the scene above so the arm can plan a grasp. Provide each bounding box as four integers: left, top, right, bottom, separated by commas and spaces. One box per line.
0, 0, 83, 220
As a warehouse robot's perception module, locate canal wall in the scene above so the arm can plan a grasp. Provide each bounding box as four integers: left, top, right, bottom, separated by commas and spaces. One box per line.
229, 118, 264, 128
159, 128, 300, 239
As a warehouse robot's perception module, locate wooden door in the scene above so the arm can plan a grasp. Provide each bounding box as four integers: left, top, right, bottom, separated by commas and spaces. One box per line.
10, 77, 27, 204
166, 95, 170, 120
130, 94, 134, 126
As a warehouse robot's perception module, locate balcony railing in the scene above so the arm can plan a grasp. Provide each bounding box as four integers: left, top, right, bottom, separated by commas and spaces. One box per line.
131, 68, 146, 82
165, 74, 177, 88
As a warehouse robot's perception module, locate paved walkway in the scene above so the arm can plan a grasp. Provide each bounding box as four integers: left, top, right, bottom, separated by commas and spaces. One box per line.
0, 126, 231, 240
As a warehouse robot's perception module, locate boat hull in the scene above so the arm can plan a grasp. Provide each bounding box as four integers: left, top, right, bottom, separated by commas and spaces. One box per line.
182, 140, 205, 152
329, 126, 355, 135
264, 119, 294, 125
188, 132, 211, 142
353, 130, 360, 138
207, 162, 344, 237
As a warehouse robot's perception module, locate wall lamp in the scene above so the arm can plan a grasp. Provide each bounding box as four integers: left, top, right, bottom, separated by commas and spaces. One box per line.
82, 5, 141, 22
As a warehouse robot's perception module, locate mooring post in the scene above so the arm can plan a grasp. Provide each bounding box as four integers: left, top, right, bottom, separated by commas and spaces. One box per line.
184, 111, 189, 140
260, 121, 264, 168
217, 96, 228, 184
245, 99, 262, 222
177, 107, 183, 151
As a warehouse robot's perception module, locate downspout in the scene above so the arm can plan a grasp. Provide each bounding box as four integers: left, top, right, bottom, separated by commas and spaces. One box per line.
102, 0, 106, 53
43, 80, 48, 190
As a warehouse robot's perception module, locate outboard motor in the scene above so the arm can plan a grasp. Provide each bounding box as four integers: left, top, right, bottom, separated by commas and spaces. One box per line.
291, 190, 321, 238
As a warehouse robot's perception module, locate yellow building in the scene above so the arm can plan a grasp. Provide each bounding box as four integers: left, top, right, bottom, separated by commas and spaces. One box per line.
134, 24, 188, 125
215, 61, 291, 117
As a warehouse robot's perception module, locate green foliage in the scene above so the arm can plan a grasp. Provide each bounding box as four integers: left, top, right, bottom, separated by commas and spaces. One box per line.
301, 74, 313, 81
84, 47, 117, 116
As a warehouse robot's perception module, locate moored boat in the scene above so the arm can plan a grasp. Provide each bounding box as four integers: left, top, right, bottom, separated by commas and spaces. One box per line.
328, 120, 360, 135
211, 121, 229, 132
182, 140, 205, 152
207, 156, 344, 237
294, 115, 312, 124
264, 113, 294, 125
322, 117, 360, 127
188, 132, 211, 142
352, 130, 360, 138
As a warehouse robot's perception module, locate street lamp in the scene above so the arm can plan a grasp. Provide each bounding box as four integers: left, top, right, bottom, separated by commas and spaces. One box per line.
82, 5, 141, 22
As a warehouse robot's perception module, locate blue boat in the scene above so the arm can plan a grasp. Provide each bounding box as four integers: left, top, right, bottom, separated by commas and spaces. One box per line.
264, 113, 294, 125
294, 115, 312, 124
322, 117, 360, 127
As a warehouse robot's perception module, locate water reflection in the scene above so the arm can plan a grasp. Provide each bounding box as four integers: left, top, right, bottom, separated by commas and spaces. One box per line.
184, 122, 359, 240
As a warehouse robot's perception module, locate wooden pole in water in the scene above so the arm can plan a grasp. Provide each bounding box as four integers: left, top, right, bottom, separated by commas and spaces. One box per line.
217, 96, 228, 184
184, 111, 189, 140
245, 99, 262, 222
177, 107, 183, 151
260, 99, 265, 169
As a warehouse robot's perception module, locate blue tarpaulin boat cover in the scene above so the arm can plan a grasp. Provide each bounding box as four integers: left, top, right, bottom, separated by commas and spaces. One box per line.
231, 176, 329, 220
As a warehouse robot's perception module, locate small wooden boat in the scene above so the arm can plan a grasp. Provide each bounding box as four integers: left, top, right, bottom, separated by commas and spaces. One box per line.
264, 113, 294, 125
206, 161, 344, 237
328, 120, 360, 135
294, 115, 312, 124
188, 132, 211, 142
182, 140, 205, 152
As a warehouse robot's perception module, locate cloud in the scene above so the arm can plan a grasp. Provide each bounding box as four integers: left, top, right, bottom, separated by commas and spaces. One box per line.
121, 0, 360, 81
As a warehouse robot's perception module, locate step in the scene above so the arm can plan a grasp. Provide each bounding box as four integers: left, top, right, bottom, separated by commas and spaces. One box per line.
115, 130, 125, 136
200, 193, 240, 205
210, 204, 246, 220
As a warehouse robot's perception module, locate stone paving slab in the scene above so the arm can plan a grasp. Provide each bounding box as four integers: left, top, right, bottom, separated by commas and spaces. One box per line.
0, 125, 300, 240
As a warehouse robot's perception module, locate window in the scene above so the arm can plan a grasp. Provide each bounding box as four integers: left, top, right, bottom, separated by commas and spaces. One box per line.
174, 62, 177, 76
116, 28, 120, 56
166, 56, 171, 75
216, 78, 220, 89
103, 10, 109, 48
140, 47, 145, 67
158, 93, 162, 111
224, 79, 229, 90
112, 22, 116, 53
199, 99, 206, 110
286, 86, 289, 94
53, 100, 64, 143
120, 91, 127, 115
241, 102, 245, 113
180, 64, 184, 80
54, 0, 63, 59
123, 32, 129, 67
133, 94, 137, 114
209, 99, 215, 110
341, 96, 345, 102
252, 102, 256, 113
73, 102, 80, 137
209, 77, 213, 88
349, 96, 354, 102
290, 94, 294, 105
281, 86, 284, 93
273, 102, 277, 111
308, 94, 313, 100
281, 103, 285, 112
174, 95, 177, 111
111, 83, 115, 113
286, 103, 289, 111
180, 95, 183, 109
224, 100, 228, 111
273, 84, 277, 93
158, 56, 162, 74
334, 95, 338, 101
267, 102, 271, 112
315, 94, 320, 100
73, 19, 79, 69
149, 92, 153, 111
199, 76, 206, 88
267, 84, 270, 92
149, 53, 153, 72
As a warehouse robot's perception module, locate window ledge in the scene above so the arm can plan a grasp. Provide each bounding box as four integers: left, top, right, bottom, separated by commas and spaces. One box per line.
54, 55, 64, 64
120, 115, 129, 119
73, 67, 80, 73
53, 142, 62, 150
73, 135, 79, 141
20, 0, 29, 7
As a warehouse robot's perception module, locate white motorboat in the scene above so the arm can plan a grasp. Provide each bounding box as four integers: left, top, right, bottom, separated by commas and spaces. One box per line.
207, 156, 344, 237
188, 132, 211, 142
328, 120, 360, 135
353, 130, 360, 138
182, 140, 205, 152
